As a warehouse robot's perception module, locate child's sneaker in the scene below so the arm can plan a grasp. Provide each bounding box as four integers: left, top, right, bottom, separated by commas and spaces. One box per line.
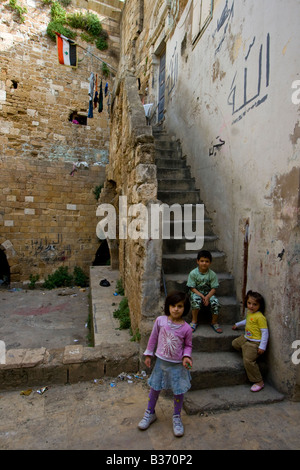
138, 410, 157, 430
172, 414, 184, 437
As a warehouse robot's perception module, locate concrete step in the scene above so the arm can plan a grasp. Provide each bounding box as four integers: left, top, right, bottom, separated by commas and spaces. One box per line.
186, 296, 239, 324
157, 167, 192, 179
155, 148, 182, 159
158, 178, 196, 191
163, 235, 218, 253
191, 324, 241, 352
189, 351, 247, 390
158, 190, 200, 205
162, 251, 227, 273
156, 157, 188, 169
164, 272, 235, 297
155, 139, 178, 150
183, 383, 285, 415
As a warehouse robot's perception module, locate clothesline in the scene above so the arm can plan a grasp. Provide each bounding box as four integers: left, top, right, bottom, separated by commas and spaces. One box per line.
88, 72, 111, 118
77, 43, 117, 74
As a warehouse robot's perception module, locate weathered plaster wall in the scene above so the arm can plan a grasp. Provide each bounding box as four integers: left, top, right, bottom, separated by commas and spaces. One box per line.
0, 1, 119, 282
117, 0, 300, 397
162, 0, 300, 397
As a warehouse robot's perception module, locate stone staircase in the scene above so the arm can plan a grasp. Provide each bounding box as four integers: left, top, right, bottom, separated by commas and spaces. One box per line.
153, 126, 285, 414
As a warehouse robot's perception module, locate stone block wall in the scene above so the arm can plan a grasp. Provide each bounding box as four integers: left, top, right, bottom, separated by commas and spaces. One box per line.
0, 1, 120, 282
0, 156, 105, 282
99, 75, 162, 339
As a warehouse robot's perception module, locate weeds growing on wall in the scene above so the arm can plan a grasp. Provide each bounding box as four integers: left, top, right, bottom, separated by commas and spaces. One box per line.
113, 298, 131, 330
46, 2, 108, 51
7, 0, 27, 23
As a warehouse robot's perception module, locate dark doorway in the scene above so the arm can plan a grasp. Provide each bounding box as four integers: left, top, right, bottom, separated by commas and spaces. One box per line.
93, 240, 110, 266
0, 249, 10, 286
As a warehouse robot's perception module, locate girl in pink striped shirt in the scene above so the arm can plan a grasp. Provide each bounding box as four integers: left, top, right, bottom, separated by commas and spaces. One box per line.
138, 292, 193, 437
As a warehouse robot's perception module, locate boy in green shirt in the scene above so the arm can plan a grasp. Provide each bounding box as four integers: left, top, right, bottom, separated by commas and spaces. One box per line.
187, 250, 222, 333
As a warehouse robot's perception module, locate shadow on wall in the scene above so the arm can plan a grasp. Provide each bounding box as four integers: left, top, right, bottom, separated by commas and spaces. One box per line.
0, 249, 10, 286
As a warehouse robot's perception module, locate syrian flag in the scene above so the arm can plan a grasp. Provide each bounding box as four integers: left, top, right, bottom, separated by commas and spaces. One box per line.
56, 33, 77, 68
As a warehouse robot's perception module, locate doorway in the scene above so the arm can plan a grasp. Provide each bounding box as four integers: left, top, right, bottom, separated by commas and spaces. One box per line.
0, 249, 10, 286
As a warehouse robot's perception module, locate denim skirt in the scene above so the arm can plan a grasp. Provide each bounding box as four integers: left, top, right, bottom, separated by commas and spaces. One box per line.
148, 357, 192, 395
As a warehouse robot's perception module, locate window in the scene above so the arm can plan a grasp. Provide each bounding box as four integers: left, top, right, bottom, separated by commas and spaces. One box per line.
69, 111, 87, 126
192, 0, 213, 44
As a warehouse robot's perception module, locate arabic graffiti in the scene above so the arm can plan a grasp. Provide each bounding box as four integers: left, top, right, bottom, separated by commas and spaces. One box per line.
29, 235, 72, 262
213, 0, 235, 55
228, 33, 270, 125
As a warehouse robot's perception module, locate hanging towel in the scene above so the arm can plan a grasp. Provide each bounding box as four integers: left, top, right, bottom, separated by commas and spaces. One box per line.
105, 82, 109, 97
88, 99, 93, 118
98, 79, 103, 113
88, 72, 95, 118
94, 91, 98, 108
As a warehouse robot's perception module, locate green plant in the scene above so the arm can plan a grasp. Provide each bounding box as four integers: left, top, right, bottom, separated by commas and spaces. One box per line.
43, 266, 73, 289
50, 0, 66, 22
47, 20, 76, 41
95, 36, 108, 51
102, 62, 110, 78
29, 274, 39, 290
80, 32, 95, 43
130, 328, 141, 342
73, 266, 89, 287
116, 278, 124, 296
93, 184, 103, 201
113, 298, 131, 330
67, 11, 102, 37
8, 0, 27, 23
59, 0, 71, 6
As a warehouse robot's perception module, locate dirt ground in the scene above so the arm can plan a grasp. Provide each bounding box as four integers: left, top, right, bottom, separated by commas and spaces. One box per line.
0, 285, 90, 351
0, 285, 300, 451
0, 378, 300, 451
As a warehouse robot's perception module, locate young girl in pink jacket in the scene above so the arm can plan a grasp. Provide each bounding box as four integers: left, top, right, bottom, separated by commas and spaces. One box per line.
138, 291, 193, 437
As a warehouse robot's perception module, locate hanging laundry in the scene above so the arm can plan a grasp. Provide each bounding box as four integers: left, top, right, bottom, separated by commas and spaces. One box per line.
105, 82, 109, 97
88, 72, 95, 118
94, 90, 98, 108
94, 74, 98, 108
98, 79, 103, 113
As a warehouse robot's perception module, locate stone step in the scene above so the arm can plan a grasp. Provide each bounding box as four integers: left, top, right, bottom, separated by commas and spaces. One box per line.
162, 251, 227, 273
158, 178, 196, 191
164, 272, 235, 297
191, 324, 241, 352
189, 351, 247, 390
158, 190, 200, 205
156, 157, 188, 169
155, 139, 178, 150
155, 149, 181, 159
157, 167, 192, 179
183, 383, 285, 415
163, 235, 218, 253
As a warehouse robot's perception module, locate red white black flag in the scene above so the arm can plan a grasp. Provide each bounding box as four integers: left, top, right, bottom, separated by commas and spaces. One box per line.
55, 33, 77, 68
